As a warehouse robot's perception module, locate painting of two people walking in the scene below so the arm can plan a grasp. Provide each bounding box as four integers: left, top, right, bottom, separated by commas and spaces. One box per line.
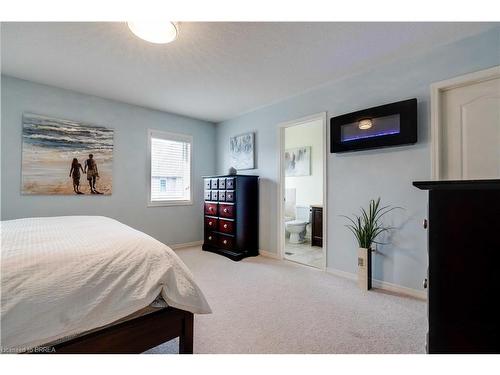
21, 113, 113, 195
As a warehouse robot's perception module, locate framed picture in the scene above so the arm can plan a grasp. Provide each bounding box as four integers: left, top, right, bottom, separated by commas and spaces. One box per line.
285, 146, 311, 177
230, 132, 255, 170
21, 113, 114, 195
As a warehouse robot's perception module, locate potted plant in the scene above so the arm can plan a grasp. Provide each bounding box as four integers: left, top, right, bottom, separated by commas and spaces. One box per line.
342, 198, 399, 291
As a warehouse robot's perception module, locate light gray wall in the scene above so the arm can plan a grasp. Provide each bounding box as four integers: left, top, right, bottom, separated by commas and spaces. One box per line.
216, 27, 500, 291
1, 76, 216, 246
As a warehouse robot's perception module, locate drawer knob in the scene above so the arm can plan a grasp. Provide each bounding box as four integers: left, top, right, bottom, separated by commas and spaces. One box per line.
223, 208, 228, 213
209, 207, 213, 211
208, 222, 212, 226
224, 224, 228, 228
208, 236, 212, 240
223, 240, 227, 245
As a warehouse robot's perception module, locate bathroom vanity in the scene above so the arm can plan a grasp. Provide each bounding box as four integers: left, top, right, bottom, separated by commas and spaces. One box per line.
311, 205, 323, 247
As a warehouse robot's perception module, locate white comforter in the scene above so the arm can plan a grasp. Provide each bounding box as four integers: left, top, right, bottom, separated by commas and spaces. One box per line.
0, 216, 211, 350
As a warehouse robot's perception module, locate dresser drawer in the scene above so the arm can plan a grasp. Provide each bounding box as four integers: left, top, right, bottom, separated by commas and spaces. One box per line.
204, 190, 212, 201
218, 191, 226, 202
218, 178, 226, 189
226, 177, 235, 189
218, 234, 234, 249
204, 202, 218, 215
205, 231, 218, 245
218, 219, 234, 234
211, 190, 218, 201
225, 190, 235, 202
211, 178, 218, 189
219, 203, 235, 218
205, 216, 218, 229
204, 179, 211, 190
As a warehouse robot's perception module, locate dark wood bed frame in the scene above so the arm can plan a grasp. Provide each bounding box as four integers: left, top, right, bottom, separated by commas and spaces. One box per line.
34, 307, 193, 354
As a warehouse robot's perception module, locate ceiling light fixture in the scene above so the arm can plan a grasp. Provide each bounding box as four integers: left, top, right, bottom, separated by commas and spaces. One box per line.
358, 118, 373, 130
127, 21, 178, 44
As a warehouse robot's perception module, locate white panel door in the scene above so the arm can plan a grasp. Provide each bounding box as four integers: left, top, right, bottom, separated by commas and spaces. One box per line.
441, 76, 500, 180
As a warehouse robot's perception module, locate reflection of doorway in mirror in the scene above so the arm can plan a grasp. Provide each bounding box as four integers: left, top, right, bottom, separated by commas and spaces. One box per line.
281, 115, 325, 270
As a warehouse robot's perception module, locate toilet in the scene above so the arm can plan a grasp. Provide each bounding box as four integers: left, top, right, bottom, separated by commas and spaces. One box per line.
285, 205, 310, 244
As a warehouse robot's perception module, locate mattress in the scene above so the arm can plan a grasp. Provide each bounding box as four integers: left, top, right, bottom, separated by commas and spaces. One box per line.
1, 216, 211, 351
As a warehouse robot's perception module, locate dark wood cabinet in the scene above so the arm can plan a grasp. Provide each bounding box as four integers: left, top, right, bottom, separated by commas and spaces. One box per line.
202, 175, 259, 261
414, 179, 500, 354
311, 205, 323, 247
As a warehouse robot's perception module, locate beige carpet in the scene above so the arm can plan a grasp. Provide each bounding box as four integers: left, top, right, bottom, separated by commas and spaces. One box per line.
146, 246, 427, 354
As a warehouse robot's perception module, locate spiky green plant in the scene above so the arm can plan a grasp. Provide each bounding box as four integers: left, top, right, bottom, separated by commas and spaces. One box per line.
342, 198, 400, 249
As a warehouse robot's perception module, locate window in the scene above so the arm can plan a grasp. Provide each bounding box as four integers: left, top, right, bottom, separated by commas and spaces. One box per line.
148, 130, 192, 206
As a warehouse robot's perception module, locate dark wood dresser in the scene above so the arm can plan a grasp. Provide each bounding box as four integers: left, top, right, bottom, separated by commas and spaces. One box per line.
311, 205, 323, 247
414, 179, 500, 354
202, 174, 259, 261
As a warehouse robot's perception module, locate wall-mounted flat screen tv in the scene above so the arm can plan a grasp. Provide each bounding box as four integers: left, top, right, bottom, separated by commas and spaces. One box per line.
330, 98, 417, 153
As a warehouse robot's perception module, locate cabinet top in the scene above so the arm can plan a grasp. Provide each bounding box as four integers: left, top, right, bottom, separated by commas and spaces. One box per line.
203, 174, 259, 178
413, 179, 500, 190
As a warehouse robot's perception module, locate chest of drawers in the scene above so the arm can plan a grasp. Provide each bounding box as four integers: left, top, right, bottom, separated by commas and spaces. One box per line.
202, 175, 259, 261
414, 179, 500, 353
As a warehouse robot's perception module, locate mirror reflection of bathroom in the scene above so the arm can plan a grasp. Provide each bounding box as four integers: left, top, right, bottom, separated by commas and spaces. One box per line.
283, 118, 324, 269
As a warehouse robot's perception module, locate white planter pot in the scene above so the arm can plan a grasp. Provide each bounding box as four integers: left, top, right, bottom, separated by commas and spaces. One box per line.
357, 247, 372, 291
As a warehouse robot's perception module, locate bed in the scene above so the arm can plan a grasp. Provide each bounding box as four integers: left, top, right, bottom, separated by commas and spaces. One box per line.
0, 216, 211, 354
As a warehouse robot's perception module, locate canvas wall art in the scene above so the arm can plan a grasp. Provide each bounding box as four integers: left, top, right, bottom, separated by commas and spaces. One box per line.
230, 132, 255, 170
285, 146, 311, 177
21, 113, 114, 195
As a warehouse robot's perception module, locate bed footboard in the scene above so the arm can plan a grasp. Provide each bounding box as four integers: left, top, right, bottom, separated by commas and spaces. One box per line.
39, 307, 194, 354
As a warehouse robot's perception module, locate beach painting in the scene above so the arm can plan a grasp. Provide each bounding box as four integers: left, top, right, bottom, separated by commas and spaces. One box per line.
21, 113, 113, 195
230, 132, 255, 170
285, 146, 311, 177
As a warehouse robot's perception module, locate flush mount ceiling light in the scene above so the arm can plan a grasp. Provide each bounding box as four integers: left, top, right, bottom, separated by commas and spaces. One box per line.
358, 118, 373, 130
127, 21, 178, 44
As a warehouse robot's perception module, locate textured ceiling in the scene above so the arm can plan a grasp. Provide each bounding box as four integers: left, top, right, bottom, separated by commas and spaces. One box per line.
1, 22, 497, 122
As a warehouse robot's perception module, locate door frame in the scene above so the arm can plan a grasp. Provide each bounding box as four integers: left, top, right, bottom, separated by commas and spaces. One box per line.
277, 112, 328, 270
430, 65, 500, 179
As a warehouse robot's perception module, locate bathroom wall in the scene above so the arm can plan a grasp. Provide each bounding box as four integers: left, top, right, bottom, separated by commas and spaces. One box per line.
1, 76, 217, 246
284, 119, 323, 209
216, 27, 500, 292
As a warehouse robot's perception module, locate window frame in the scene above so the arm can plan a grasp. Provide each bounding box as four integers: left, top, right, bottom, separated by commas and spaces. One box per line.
147, 129, 193, 207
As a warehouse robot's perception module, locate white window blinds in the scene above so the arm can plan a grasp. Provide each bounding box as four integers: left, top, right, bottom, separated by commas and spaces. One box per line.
149, 130, 192, 204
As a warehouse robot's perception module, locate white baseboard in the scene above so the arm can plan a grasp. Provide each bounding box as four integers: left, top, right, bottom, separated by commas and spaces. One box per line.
372, 279, 427, 301
169, 240, 203, 250
327, 267, 427, 301
326, 267, 357, 281
259, 249, 281, 259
